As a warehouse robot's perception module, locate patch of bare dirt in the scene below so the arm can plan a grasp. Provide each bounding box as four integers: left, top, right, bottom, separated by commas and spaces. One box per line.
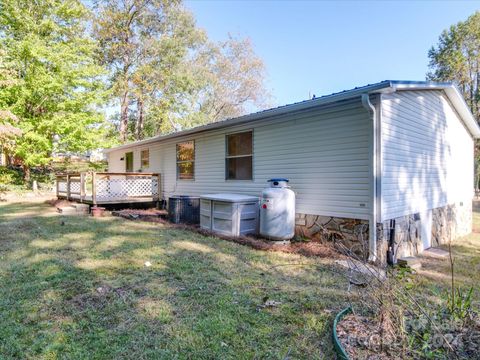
114, 209, 166, 216
45, 198, 76, 208
337, 313, 401, 360
69, 284, 148, 311
112, 209, 168, 223
222, 234, 342, 258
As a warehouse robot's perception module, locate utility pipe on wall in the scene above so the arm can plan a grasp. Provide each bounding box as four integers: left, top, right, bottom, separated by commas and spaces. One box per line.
361, 94, 378, 262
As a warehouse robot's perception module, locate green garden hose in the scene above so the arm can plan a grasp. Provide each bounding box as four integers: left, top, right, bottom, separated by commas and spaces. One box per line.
332, 306, 352, 360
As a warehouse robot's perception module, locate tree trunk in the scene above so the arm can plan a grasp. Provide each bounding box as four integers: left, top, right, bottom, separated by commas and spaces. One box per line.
119, 90, 129, 142
135, 97, 144, 141
22, 164, 30, 183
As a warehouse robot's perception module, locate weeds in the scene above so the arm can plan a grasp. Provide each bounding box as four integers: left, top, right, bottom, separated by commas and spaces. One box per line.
446, 286, 474, 322
335, 239, 479, 359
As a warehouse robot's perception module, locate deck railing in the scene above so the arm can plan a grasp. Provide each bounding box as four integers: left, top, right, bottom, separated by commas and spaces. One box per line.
56, 172, 161, 205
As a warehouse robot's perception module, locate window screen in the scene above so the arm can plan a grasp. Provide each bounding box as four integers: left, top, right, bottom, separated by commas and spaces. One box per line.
141, 149, 149, 169
176, 141, 195, 180
226, 131, 252, 180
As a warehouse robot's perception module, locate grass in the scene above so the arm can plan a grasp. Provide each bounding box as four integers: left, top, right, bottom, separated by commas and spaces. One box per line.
414, 210, 480, 310
1, 199, 479, 359
0, 199, 349, 359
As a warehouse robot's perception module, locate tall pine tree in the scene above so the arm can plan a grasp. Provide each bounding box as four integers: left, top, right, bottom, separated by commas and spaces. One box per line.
428, 12, 480, 189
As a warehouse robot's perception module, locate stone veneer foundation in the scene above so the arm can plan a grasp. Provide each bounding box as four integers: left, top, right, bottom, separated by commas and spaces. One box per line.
376, 202, 472, 264
294, 202, 472, 265
294, 213, 370, 260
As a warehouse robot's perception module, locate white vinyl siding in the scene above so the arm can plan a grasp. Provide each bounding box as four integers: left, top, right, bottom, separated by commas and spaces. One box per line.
108, 99, 372, 220
380, 90, 474, 220
108, 146, 152, 173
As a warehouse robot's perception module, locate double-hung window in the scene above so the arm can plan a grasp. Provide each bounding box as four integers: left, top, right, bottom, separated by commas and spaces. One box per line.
176, 141, 195, 180
226, 131, 253, 180
140, 149, 149, 169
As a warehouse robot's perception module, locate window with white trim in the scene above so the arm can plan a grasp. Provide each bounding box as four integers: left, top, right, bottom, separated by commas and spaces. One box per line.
176, 141, 195, 180
141, 149, 149, 169
226, 131, 253, 180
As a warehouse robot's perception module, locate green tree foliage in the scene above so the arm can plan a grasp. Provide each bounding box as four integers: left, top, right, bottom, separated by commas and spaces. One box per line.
0, 0, 270, 177
0, 0, 108, 179
428, 11, 480, 118
185, 35, 269, 127
0, 110, 21, 159
93, 0, 206, 142
428, 11, 480, 190
93, 0, 270, 142
141, 35, 270, 137
0, 49, 21, 154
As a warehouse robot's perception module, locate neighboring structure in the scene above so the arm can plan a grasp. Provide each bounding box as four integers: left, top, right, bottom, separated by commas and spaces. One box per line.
51, 149, 106, 162
0, 119, 22, 166
0, 146, 6, 166
104, 81, 480, 264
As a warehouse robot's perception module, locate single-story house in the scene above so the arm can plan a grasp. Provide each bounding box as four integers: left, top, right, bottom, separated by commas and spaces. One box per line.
104, 80, 480, 264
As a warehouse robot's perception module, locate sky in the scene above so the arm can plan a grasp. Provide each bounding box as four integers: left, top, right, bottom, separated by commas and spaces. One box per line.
186, 0, 480, 107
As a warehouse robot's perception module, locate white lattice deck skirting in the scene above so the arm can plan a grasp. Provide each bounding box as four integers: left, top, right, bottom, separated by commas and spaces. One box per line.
96, 178, 159, 200
56, 172, 161, 204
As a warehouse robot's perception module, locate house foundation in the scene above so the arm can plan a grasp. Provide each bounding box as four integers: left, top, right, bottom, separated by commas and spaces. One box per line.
294, 213, 369, 260
376, 202, 472, 263
294, 202, 472, 265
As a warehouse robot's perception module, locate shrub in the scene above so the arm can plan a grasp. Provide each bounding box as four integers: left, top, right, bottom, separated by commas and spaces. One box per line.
0, 167, 23, 186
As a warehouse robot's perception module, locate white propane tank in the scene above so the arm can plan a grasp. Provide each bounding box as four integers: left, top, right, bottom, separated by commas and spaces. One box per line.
260, 178, 295, 240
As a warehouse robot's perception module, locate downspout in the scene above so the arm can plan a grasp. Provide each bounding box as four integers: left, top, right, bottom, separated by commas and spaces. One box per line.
361, 94, 378, 262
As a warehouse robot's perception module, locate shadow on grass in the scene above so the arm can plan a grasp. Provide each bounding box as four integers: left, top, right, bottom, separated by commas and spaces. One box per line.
416, 211, 480, 307
0, 201, 56, 218
0, 200, 347, 359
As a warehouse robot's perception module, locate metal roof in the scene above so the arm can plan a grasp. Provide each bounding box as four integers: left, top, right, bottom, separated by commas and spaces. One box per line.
105, 80, 480, 153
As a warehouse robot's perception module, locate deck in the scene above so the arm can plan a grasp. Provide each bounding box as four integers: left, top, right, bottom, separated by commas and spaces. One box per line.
56, 172, 161, 206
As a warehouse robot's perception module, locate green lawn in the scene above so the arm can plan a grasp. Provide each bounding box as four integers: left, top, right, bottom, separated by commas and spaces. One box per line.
1, 199, 479, 359
415, 210, 480, 309
0, 199, 348, 359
